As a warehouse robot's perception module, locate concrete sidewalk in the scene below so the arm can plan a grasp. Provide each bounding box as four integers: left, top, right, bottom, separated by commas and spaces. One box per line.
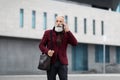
0, 74, 120, 80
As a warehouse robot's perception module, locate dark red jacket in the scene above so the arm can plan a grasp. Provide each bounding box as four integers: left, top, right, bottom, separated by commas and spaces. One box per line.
39, 29, 78, 65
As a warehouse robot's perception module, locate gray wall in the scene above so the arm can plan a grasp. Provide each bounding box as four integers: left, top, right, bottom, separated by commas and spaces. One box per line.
0, 37, 46, 75
1, 37, 120, 74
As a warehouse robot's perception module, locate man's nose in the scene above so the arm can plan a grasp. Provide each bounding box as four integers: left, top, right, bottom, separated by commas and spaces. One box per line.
57, 23, 60, 25
57, 22, 60, 24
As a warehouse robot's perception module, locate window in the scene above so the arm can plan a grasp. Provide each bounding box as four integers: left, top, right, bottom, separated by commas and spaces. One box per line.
32, 10, 36, 29
64, 15, 68, 24
20, 9, 24, 27
101, 21, 104, 35
54, 14, 57, 21
72, 44, 88, 71
116, 47, 120, 64
93, 19, 95, 35
43, 12, 47, 30
105, 46, 110, 62
95, 45, 110, 63
116, 3, 120, 12
84, 18, 87, 34
74, 17, 77, 33
95, 45, 103, 63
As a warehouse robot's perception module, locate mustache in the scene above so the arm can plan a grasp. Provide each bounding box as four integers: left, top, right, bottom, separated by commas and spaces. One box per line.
55, 24, 63, 27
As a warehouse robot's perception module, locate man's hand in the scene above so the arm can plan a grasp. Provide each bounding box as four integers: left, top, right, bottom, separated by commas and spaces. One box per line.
63, 23, 70, 32
48, 50, 54, 57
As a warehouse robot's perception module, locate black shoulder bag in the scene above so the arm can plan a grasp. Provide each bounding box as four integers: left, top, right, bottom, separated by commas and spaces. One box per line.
38, 30, 52, 70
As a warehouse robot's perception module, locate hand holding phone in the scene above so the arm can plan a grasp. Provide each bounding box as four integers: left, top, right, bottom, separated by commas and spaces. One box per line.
63, 23, 69, 32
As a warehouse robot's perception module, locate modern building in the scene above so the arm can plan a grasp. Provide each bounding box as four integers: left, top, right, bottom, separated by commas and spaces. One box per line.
0, 0, 120, 75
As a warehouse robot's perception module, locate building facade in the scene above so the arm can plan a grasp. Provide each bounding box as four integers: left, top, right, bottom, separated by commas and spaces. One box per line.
0, 0, 120, 75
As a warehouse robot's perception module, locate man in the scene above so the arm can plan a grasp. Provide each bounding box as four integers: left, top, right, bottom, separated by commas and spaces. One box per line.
39, 16, 78, 80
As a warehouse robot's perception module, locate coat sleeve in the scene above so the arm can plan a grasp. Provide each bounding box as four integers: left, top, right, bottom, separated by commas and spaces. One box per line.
67, 31, 78, 46
39, 31, 49, 54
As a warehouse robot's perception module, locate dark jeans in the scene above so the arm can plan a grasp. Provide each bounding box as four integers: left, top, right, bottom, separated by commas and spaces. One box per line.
47, 60, 68, 80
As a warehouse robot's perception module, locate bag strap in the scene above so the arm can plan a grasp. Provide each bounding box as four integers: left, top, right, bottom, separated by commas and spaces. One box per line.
50, 30, 53, 50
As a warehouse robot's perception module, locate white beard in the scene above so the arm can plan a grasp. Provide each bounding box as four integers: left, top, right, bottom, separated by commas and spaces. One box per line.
55, 25, 63, 32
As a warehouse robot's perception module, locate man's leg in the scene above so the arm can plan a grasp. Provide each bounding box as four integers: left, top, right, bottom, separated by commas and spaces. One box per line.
58, 64, 68, 80
47, 64, 57, 80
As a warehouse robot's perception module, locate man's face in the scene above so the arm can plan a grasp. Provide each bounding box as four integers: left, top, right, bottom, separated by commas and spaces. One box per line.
55, 16, 64, 26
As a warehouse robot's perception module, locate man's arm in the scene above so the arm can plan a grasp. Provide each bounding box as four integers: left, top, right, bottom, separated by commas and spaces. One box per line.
67, 31, 78, 46
64, 23, 78, 46
39, 30, 54, 57
39, 31, 49, 54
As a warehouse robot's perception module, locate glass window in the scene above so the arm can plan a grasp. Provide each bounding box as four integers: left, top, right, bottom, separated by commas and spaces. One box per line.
72, 43, 88, 71
93, 19, 95, 35
116, 3, 120, 12
54, 14, 57, 22
101, 21, 104, 35
84, 18, 87, 34
20, 9, 24, 27
43, 12, 47, 30
116, 47, 120, 64
95, 45, 103, 63
95, 45, 110, 63
64, 15, 68, 24
32, 10, 36, 29
106, 46, 110, 62
74, 17, 77, 33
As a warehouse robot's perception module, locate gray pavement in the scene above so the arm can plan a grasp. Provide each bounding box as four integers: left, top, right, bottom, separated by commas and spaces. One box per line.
0, 74, 120, 80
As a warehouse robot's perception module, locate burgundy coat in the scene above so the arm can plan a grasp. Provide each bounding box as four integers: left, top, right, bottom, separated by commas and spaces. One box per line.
39, 29, 78, 65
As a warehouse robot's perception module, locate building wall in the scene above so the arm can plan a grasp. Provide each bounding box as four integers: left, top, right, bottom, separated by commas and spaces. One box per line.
1, 37, 120, 74
0, 0, 120, 45
88, 44, 103, 72
88, 44, 120, 73
0, 37, 43, 75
